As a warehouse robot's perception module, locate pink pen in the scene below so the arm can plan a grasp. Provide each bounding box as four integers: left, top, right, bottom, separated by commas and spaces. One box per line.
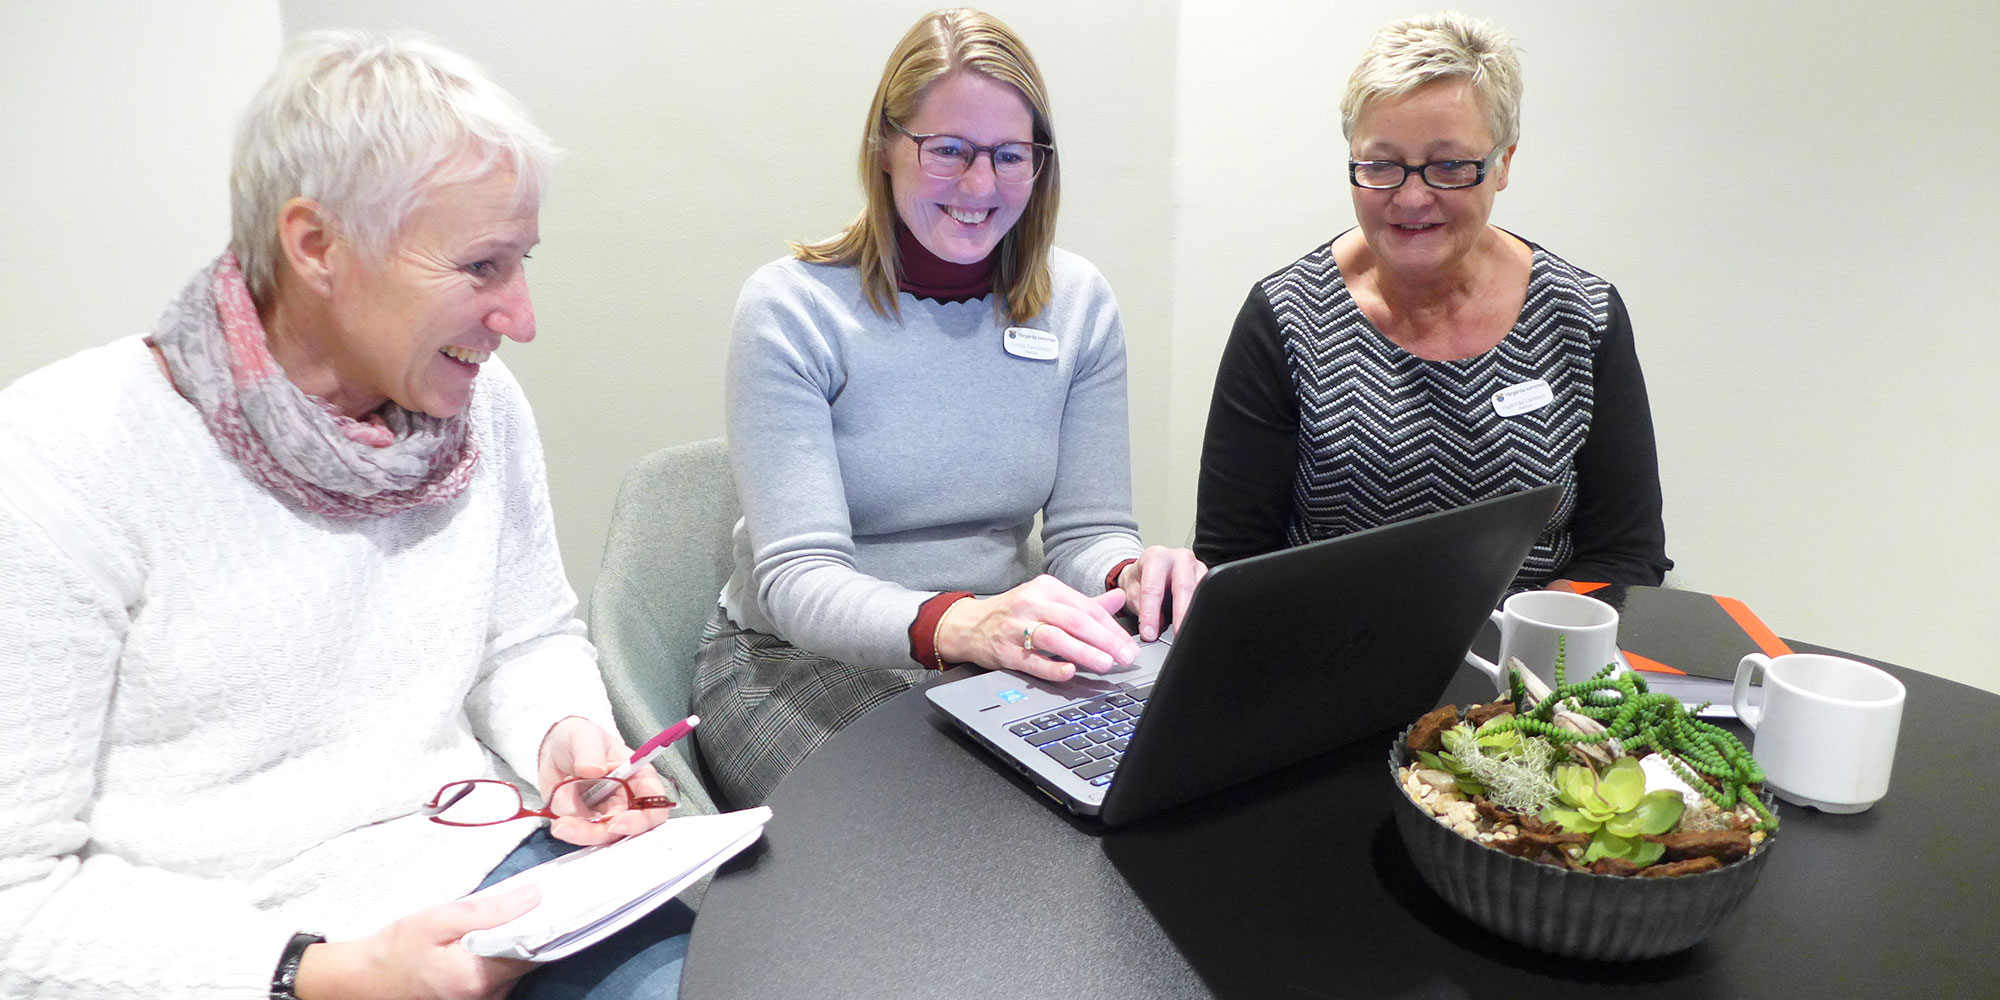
581, 715, 700, 807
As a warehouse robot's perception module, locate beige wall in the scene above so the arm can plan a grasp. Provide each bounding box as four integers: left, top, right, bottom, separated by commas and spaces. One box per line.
5, 2, 1994, 693
0, 2, 281, 376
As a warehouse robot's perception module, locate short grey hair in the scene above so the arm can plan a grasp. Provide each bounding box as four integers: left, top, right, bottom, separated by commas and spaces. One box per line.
1340, 11, 1523, 151
230, 30, 559, 301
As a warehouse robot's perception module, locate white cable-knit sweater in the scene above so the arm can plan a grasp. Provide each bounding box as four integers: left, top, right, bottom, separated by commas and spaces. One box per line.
0, 337, 618, 998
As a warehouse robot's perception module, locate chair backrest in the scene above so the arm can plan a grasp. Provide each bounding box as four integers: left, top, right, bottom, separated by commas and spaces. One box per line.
589, 438, 738, 820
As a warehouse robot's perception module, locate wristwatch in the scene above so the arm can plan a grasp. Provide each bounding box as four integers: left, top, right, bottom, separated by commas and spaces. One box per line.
271, 931, 325, 1000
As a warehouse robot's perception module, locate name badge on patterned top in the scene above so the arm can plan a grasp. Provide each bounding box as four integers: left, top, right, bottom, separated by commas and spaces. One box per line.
1491, 378, 1554, 417
1002, 327, 1059, 361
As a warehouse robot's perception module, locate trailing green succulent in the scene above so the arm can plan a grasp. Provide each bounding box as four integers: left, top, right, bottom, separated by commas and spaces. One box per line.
1487, 641, 1777, 831
1541, 756, 1686, 865
1417, 718, 1561, 814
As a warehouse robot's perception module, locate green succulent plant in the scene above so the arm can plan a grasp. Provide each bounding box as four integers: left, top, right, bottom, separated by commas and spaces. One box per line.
1417, 718, 1561, 814
1489, 639, 1777, 832
1540, 756, 1686, 866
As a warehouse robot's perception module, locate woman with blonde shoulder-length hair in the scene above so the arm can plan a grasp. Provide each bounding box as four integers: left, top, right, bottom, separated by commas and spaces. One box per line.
0, 30, 692, 1000
1195, 10, 1673, 590
693, 7, 1205, 809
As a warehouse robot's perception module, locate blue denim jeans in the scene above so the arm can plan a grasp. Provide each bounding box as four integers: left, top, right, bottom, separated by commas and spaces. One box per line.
477, 828, 695, 999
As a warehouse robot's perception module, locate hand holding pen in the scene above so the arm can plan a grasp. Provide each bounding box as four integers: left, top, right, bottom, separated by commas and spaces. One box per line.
581, 715, 700, 808
535, 716, 692, 846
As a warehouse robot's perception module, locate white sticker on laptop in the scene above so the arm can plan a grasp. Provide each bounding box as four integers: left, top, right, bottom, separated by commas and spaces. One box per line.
1491, 378, 1553, 417
1003, 327, 1059, 361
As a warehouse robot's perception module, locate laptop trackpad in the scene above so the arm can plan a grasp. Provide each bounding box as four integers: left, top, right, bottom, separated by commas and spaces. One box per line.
1036, 645, 1162, 697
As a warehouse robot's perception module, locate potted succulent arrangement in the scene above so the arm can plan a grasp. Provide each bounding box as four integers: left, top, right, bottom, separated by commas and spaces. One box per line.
1390, 646, 1780, 959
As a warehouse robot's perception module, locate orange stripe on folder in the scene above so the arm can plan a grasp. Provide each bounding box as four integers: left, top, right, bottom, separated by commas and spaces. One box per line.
1567, 581, 1610, 595
1715, 596, 1792, 658
1623, 651, 1686, 676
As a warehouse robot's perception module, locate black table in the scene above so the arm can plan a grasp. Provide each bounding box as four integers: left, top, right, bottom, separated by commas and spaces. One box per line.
680, 635, 1999, 998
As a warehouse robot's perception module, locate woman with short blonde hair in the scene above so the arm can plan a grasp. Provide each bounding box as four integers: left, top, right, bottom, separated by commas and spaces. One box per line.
1196, 10, 1672, 590
1339, 10, 1524, 150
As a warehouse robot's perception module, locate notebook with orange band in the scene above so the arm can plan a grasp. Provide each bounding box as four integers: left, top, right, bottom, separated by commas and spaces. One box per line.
1556, 583, 1791, 682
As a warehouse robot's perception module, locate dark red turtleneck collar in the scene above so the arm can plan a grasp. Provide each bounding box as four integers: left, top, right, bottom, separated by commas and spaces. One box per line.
896, 223, 997, 303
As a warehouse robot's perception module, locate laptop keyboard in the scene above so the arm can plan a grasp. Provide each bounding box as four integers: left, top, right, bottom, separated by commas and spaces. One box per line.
1005, 681, 1154, 786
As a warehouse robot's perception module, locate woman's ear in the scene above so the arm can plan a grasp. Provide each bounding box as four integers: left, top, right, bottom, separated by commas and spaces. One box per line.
1492, 143, 1518, 192
275, 198, 336, 297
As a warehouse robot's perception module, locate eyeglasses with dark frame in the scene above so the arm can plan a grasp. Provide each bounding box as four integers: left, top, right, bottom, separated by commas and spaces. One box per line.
885, 117, 1055, 184
422, 776, 676, 828
1348, 146, 1503, 190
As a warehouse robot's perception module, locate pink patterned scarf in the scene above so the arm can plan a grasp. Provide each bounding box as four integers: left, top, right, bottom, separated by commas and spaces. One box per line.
148, 252, 479, 517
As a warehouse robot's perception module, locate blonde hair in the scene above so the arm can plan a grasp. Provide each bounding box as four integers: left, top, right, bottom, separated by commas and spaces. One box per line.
794, 8, 1059, 323
1340, 11, 1523, 150
231, 30, 559, 303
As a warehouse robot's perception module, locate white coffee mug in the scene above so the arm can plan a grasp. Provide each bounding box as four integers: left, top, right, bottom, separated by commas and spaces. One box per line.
1732, 653, 1904, 813
1463, 590, 1621, 694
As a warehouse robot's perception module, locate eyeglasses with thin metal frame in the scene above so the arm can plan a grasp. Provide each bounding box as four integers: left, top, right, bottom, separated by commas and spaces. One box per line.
422, 776, 676, 828
885, 117, 1055, 184
1347, 146, 1503, 190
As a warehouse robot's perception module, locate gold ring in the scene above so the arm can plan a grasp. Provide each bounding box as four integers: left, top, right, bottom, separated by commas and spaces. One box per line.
1023, 624, 1041, 653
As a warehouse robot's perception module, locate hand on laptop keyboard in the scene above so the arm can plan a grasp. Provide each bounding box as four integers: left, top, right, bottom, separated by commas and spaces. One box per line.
935, 577, 1139, 681
1109, 545, 1207, 643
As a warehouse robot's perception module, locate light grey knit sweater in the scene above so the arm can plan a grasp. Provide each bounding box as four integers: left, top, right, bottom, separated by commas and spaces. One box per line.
718, 248, 1145, 667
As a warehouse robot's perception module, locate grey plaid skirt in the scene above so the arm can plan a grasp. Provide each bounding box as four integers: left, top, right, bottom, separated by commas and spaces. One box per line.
691, 607, 928, 808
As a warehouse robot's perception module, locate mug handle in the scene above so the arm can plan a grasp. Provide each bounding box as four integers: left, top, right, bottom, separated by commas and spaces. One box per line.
1461, 608, 1509, 693
1733, 654, 1768, 729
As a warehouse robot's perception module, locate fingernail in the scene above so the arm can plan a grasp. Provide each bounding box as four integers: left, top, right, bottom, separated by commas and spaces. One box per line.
1121, 644, 1139, 662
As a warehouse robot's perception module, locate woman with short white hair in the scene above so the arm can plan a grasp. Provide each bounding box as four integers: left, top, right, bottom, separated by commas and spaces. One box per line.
1196, 10, 1673, 590
0, 31, 689, 999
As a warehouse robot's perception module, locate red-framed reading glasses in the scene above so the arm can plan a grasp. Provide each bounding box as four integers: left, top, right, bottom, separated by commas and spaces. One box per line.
423, 777, 676, 827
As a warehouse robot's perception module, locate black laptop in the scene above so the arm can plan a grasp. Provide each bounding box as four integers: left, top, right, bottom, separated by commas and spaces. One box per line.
925, 484, 1559, 825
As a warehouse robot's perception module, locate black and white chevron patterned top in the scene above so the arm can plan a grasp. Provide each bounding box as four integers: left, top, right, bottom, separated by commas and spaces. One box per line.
1195, 236, 1671, 589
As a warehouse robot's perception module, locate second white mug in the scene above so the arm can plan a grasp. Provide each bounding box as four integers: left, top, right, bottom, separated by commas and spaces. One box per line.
1733, 652, 1904, 813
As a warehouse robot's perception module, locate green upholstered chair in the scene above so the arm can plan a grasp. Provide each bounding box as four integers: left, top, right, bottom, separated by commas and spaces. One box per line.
588, 438, 738, 828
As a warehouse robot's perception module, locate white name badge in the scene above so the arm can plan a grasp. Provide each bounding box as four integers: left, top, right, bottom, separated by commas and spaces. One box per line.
1491, 378, 1554, 417
1002, 327, 1059, 361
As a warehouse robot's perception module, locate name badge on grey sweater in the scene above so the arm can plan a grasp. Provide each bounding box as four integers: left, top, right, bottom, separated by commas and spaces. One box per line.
1003, 327, 1059, 361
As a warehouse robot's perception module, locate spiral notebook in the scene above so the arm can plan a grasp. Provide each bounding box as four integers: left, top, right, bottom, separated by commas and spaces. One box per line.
459, 806, 772, 962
